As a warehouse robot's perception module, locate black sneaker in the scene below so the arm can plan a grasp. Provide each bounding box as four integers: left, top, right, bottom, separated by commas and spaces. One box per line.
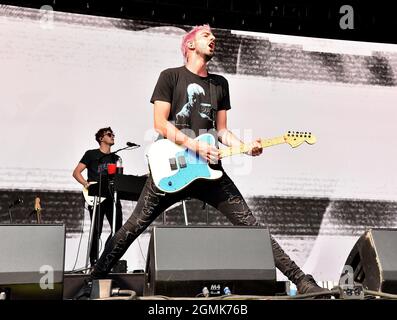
73, 279, 93, 300
296, 274, 332, 299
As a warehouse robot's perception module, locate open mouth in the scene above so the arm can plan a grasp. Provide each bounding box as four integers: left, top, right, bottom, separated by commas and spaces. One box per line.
208, 42, 215, 50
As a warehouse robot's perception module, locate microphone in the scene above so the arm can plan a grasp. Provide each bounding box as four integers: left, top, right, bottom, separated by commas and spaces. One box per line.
9, 197, 23, 209
126, 142, 140, 147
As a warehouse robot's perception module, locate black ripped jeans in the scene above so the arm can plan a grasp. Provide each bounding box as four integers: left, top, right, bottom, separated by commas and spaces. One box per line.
91, 169, 305, 284
88, 198, 122, 267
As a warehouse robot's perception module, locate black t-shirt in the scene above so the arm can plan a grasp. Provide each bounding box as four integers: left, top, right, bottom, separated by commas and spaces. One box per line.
80, 149, 119, 182
150, 66, 231, 139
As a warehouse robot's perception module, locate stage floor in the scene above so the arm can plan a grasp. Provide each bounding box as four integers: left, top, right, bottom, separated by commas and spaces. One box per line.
63, 272, 290, 300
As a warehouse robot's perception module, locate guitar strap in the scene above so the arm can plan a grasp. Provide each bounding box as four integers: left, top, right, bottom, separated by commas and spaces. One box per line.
209, 76, 218, 129
209, 76, 218, 112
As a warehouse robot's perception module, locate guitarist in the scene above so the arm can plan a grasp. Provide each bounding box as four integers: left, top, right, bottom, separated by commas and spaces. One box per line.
72, 127, 123, 267
75, 25, 327, 298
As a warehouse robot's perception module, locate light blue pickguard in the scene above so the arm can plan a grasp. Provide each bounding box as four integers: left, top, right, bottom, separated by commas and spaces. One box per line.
158, 134, 216, 192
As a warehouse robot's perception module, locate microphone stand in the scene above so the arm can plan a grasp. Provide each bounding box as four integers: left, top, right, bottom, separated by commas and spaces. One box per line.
109, 144, 138, 156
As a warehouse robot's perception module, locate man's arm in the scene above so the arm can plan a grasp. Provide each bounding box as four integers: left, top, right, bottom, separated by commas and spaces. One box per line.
216, 110, 263, 156
72, 163, 90, 189
154, 100, 219, 162
216, 110, 243, 147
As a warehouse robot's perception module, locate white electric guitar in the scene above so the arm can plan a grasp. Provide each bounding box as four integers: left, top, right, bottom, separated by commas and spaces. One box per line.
82, 182, 106, 206
147, 131, 317, 193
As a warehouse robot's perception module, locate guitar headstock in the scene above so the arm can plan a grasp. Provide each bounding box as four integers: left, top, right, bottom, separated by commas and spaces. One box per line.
284, 131, 317, 148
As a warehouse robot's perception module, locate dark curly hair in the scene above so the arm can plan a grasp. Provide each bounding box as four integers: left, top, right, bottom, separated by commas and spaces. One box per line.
95, 127, 113, 144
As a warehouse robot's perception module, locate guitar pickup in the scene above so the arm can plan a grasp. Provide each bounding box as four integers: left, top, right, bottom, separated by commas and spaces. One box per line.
177, 156, 187, 168
169, 158, 178, 171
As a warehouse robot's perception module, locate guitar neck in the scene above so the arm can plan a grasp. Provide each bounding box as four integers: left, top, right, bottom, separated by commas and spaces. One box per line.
220, 136, 286, 158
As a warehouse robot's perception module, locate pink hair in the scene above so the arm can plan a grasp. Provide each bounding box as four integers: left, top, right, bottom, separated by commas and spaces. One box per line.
181, 24, 212, 62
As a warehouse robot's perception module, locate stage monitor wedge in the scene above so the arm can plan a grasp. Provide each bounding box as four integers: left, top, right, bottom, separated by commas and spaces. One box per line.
144, 226, 276, 297
0, 224, 65, 300
343, 228, 397, 294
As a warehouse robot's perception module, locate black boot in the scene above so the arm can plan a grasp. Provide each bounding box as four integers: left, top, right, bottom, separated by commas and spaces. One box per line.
296, 274, 332, 299
270, 236, 331, 298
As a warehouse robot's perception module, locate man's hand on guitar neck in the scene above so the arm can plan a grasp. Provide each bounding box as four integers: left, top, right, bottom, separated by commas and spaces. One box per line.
245, 138, 263, 157
217, 127, 262, 157
189, 137, 263, 162
227, 138, 263, 157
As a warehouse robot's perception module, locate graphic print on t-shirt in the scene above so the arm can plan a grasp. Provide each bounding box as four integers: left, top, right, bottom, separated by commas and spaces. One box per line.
175, 83, 215, 129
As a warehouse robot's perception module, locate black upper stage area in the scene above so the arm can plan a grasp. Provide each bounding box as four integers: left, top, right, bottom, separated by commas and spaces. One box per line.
1, 0, 396, 44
